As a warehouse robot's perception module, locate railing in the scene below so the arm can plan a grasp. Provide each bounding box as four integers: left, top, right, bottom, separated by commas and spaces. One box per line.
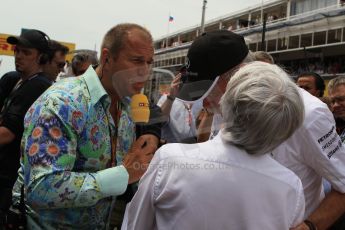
155, 2, 343, 52
154, 0, 286, 41
237, 3, 340, 32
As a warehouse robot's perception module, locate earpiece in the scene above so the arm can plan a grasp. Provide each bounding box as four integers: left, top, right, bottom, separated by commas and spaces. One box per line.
33, 29, 51, 65
105, 58, 109, 63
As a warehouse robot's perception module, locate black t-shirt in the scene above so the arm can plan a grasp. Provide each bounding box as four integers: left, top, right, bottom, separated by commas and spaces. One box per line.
0, 71, 52, 188
0, 71, 21, 110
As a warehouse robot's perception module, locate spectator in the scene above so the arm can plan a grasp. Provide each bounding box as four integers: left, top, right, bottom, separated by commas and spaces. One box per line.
296, 71, 325, 97
42, 40, 69, 81
328, 76, 345, 143
0, 29, 53, 218
157, 73, 203, 143
71, 51, 99, 76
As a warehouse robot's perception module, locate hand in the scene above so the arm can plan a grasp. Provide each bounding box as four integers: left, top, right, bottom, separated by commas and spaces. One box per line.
122, 136, 155, 184
196, 108, 214, 142
138, 134, 159, 154
169, 74, 182, 98
290, 222, 310, 230
202, 98, 221, 114
198, 108, 214, 120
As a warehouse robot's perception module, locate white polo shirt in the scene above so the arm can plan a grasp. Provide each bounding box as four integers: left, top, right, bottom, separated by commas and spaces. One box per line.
272, 89, 345, 217
122, 134, 305, 230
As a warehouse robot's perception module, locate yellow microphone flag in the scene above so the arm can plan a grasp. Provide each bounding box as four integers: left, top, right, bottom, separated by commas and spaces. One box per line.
130, 94, 150, 123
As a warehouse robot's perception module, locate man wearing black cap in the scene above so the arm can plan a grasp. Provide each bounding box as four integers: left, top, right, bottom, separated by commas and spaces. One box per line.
174, 30, 253, 142
176, 30, 345, 230
177, 30, 251, 102
0, 29, 53, 215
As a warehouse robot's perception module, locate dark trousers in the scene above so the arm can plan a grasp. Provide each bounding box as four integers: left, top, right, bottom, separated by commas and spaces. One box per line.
0, 188, 12, 229
0, 188, 12, 212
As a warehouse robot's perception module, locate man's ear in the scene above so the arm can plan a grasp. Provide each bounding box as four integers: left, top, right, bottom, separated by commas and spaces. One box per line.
316, 90, 321, 97
101, 48, 110, 66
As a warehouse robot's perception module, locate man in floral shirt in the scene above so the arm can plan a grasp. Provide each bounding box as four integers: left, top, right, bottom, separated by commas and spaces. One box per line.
14, 23, 156, 229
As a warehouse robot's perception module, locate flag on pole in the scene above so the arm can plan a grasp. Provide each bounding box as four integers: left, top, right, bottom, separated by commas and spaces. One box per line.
169, 16, 174, 22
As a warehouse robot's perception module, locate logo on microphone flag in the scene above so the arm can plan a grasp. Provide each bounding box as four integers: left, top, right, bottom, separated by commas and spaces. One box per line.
130, 94, 150, 123
139, 102, 149, 107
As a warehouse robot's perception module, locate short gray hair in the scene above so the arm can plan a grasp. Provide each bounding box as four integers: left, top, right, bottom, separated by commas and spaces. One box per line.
328, 76, 345, 95
220, 61, 304, 155
71, 51, 99, 75
253, 51, 274, 64
101, 23, 152, 60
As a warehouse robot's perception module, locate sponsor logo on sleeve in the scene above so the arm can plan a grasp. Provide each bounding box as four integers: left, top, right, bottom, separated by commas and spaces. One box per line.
317, 126, 342, 159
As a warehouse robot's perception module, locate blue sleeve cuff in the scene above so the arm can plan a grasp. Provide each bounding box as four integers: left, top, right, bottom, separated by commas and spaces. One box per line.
97, 165, 129, 197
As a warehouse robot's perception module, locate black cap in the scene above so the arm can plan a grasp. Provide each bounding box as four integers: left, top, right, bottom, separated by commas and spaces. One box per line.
7, 29, 50, 53
177, 30, 249, 101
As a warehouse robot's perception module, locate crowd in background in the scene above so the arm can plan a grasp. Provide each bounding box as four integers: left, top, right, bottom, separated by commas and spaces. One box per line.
1, 25, 345, 230
281, 56, 345, 76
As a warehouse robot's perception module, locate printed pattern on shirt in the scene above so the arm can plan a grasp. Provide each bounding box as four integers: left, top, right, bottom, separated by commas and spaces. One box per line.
19, 72, 135, 229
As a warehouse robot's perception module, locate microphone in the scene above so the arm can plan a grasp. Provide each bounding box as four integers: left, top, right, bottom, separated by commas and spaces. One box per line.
130, 94, 150, 123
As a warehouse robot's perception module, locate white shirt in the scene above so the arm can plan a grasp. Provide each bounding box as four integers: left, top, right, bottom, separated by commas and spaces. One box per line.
272, 89, 345, 217
157, 95, 203, 143
122, 134, 305, 230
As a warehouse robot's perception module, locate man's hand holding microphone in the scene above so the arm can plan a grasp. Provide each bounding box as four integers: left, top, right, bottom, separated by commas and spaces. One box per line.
122, 93, 157, 184
122, 135, 156, 184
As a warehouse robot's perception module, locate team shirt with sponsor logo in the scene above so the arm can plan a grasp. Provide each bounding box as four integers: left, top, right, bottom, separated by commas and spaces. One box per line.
272, 89, 345, 217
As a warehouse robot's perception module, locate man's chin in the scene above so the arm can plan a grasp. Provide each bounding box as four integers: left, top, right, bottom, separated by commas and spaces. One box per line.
336, 115, 345, 120
15, 66, 23, 73
122, 91, 139, 99
132, 89, 143, 95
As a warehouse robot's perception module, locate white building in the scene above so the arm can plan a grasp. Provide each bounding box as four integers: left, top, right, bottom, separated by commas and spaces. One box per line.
153, 0, 345, 75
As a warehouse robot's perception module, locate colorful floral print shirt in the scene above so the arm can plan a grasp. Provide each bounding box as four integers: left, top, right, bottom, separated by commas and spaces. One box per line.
17, 67, 135, 229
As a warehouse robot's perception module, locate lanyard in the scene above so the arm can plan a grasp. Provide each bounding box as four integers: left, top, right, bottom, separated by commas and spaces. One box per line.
0, 73, 40, 121
183, 103, 193, 127
110, 101, 122, 167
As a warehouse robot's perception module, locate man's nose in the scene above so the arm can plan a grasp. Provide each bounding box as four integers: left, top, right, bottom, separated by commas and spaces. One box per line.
137, 63, 151, 77
332, 101, 341, 109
